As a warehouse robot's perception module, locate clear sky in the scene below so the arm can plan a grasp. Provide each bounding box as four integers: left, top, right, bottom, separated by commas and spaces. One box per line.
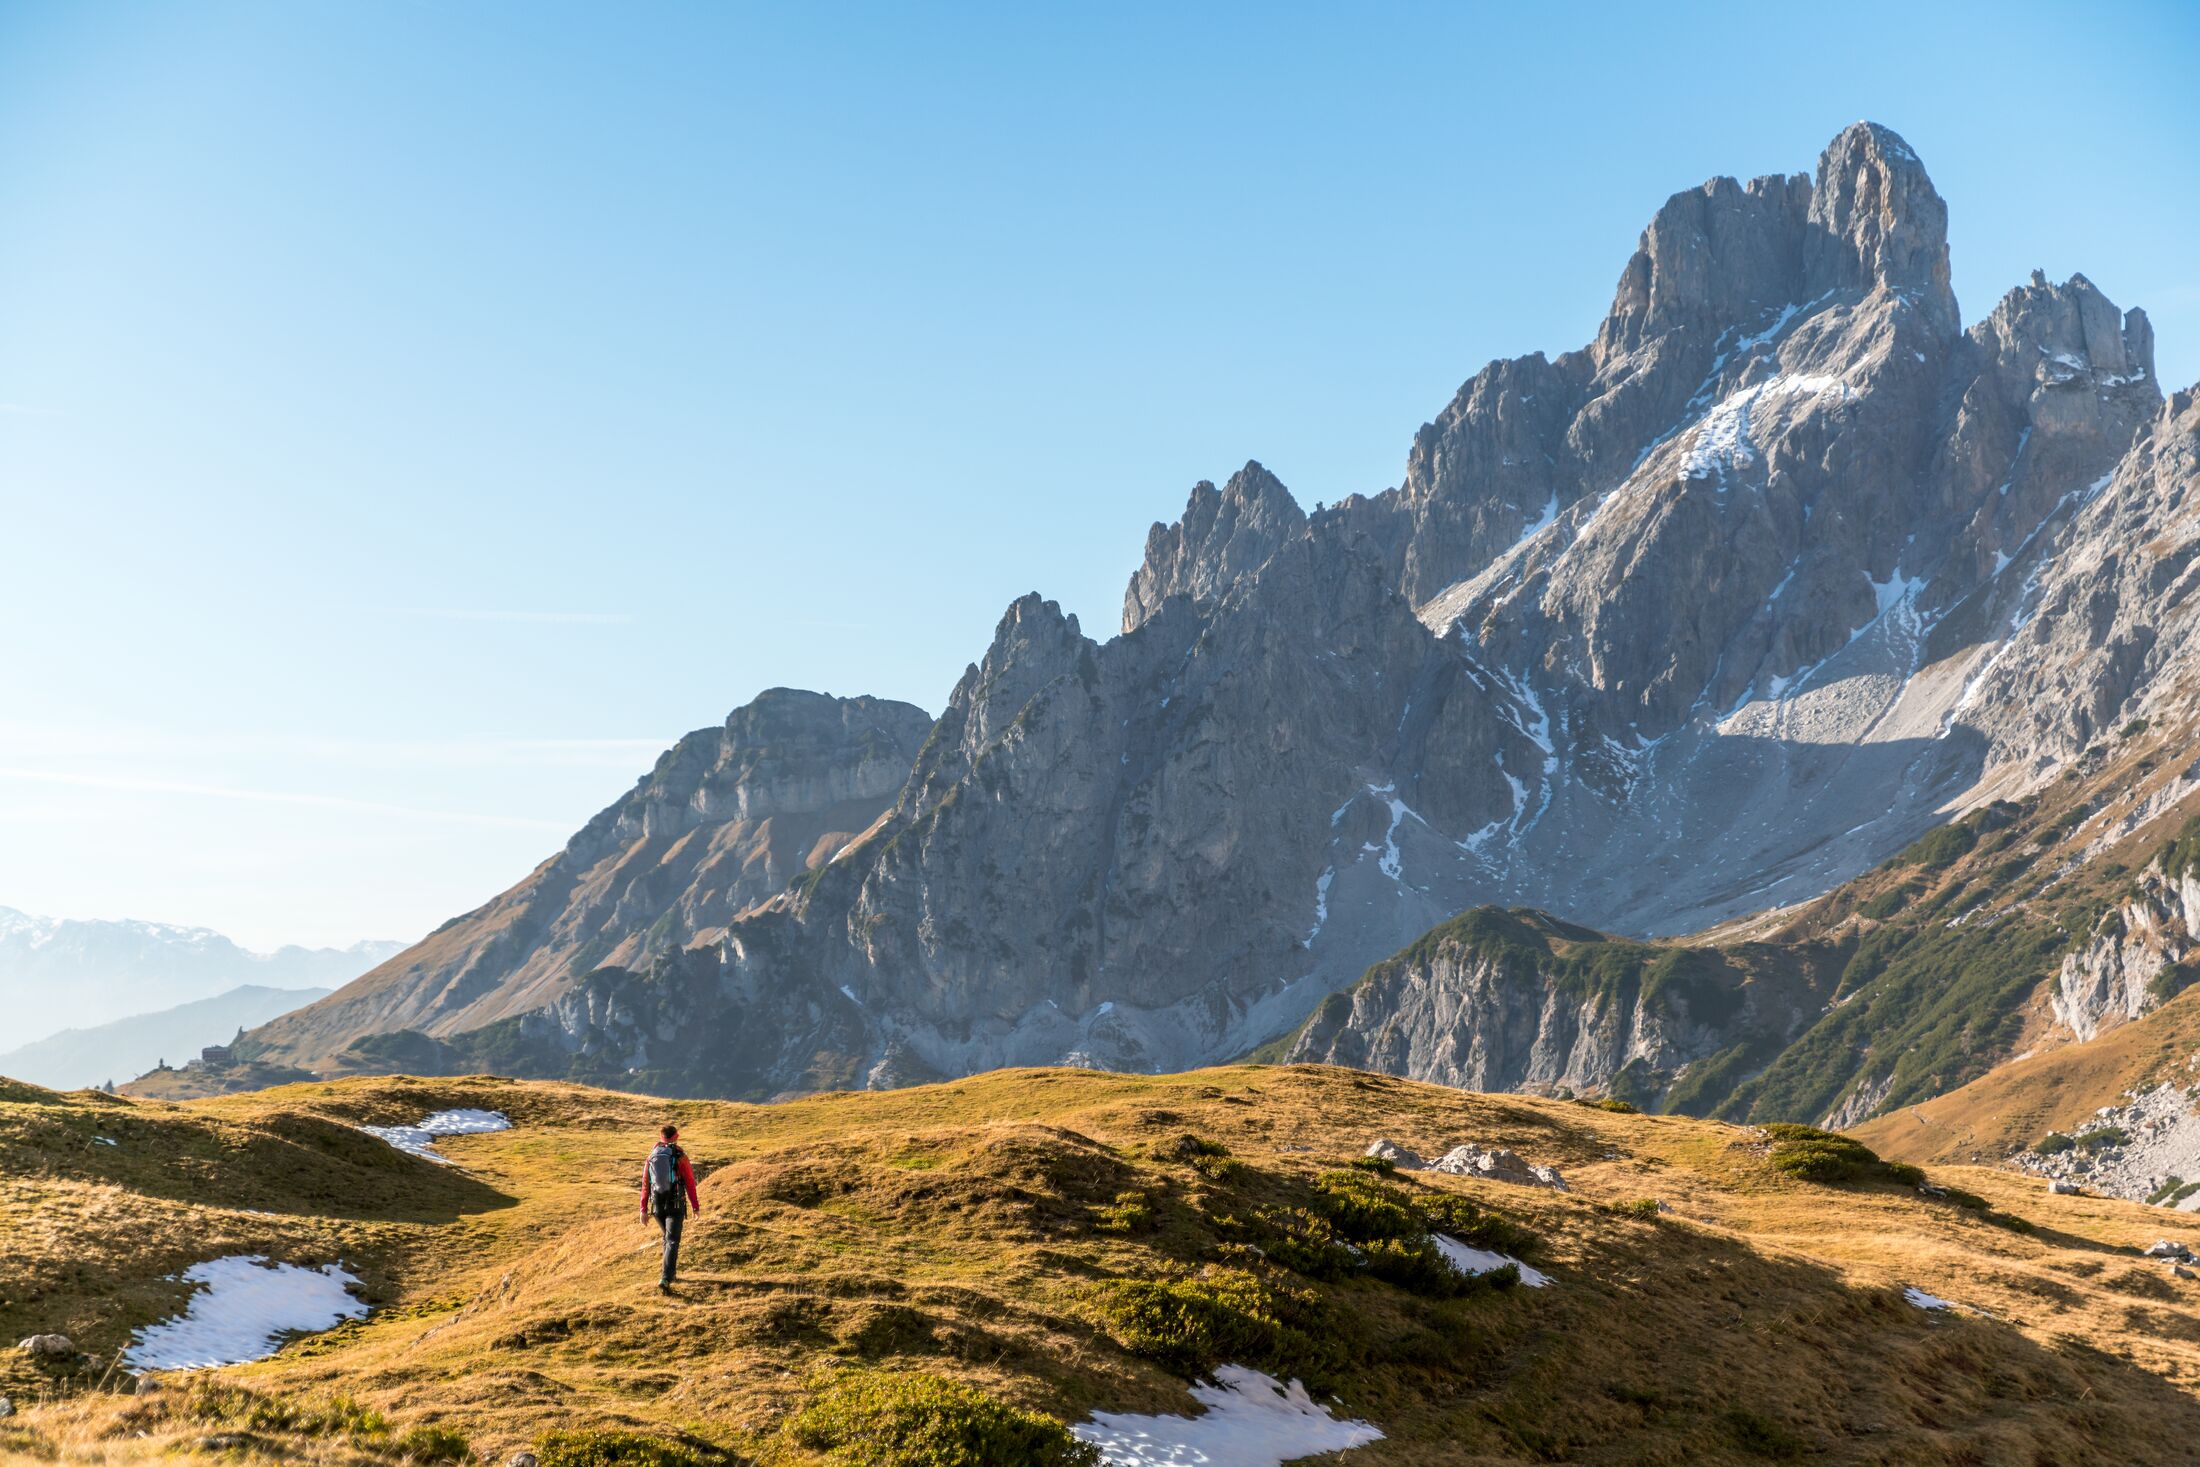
2, 1, 2194, 952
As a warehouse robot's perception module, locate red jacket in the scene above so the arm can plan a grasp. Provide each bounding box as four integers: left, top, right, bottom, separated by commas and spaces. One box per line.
640, 1142, 701, 1217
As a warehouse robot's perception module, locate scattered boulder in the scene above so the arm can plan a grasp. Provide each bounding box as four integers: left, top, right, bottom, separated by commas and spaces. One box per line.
505, 1454, 539, 1467
1364, 1139, 1426, 1170
2174, 1264, 2196, 1281
2144, 1239, 2196, 1261
15, 1334, 73, 1360
133, 1373, 161, 1396
1428, 1144, 1569, 1191
2049, 1179, 2083, 1195
1365, 1138, 1569, 1189
0, 1397, 13, 1419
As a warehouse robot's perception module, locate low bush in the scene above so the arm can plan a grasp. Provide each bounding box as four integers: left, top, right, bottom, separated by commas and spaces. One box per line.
1091, 1189, 1155, 1234
2077, 1127, 2129, 1152
396, 1423, 474, 1463
2037, 1132, 2076, 1156
1859, 887, 1911, 919
534, 1428, 725, 1467
1762, 1124, 1880, 1184
1092, 1269, 1292, 1372
1899, 823, 1977, 871
1416, 1191, 1540, 1256
186, 1384, 389, 1445
1612, 1198, 1662, 1220
784, 1368, 1096, 1467
1309, 1169, 1424, 1242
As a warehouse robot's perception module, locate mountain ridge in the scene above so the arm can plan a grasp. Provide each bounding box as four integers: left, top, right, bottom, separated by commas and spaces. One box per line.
222, 122, 2197, 1122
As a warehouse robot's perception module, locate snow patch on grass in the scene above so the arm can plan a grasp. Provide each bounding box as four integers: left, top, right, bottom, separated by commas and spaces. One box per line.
123, 1255, 367, 1371
1073, 1364, 1383, 1465
1434, 1233, 1551, 1287
360, 1107, 511, 1164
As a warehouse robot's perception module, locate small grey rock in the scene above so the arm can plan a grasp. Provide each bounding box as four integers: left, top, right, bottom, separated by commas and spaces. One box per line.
505, 1454, 540, 1467
2049, 1179, 2082, 1196
0, 1396, 13, 1418
15, 1334, 73, 1359
1365, 1138, 1426, 1170
2174, 1263, 2196, 1280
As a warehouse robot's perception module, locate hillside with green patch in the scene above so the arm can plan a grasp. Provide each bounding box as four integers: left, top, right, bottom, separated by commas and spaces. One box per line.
17, 1065, 2200, 1463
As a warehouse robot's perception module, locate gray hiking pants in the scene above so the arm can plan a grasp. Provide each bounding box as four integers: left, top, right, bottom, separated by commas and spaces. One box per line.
657, 1210, 684, 1285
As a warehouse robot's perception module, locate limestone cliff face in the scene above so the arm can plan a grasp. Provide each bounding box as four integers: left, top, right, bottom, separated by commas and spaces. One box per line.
2053, 838, 2200, 1043
239, 124, 2200, 1112
1282, 909, 1834, 1109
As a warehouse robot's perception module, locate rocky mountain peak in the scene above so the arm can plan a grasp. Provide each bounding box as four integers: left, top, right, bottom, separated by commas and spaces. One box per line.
1805, 122, 1955, 329
1122, 461, 1307, 633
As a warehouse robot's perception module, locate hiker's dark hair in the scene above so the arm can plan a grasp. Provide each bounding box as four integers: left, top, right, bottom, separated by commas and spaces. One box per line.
661, 1123, 679, 1140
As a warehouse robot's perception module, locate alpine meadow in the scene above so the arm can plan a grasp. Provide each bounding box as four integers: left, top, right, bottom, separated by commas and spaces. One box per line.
7, 7, 2200, 1465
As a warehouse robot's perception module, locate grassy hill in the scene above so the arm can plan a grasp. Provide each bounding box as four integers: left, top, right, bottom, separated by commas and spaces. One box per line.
10, 1068, 2200, 1463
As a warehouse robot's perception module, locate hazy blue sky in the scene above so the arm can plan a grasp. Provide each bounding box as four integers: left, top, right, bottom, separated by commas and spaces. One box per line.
2, 2, 2194, 951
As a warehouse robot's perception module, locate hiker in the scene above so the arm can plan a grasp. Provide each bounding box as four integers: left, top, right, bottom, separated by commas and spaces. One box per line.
640, 1123, 701, 1293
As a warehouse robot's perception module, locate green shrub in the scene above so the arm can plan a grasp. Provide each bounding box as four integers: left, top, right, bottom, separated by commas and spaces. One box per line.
785, 1368, 1096, 1467
2120, 718, 2150, 738
1881, 1161, 1925, 1187
1309, 1170, 1425, 1242
534, 1428, 724, 1467
1762, 1124, 1880, 1183
185, 1384, 389, 1445
1092, 1270, 1292, 1373
1583, 1096, 1638, 1114
1161, 1133, 1240, 1180
1612, 1198, 1662, 1220
1092, 1189, 1155, 1234
1899, 823, 1977, 871
1415, 1191, 1540, 1256
2037, 1132, 2076, 1156
1346, 1154, 1398, 1175
1859, 886, 1911, 919
396, 1424, 473, 1463
2077, 1127, 2129, 1152
1238, 1206, 1359, 1279
1095, 1264, 1345, 1381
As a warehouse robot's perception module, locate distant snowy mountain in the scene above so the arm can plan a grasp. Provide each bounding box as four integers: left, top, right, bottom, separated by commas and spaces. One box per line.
0, 907, 399, 1046
0, 982, 333, 1090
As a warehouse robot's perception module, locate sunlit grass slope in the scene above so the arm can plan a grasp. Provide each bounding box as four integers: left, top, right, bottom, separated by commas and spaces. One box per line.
9, 1065, 2200, 1464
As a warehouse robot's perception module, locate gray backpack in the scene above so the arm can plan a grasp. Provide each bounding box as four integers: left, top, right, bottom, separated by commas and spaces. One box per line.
646, 1143, 683, 1215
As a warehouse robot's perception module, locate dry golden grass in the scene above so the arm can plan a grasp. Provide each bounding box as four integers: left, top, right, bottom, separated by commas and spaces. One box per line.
1856, 986, 2200, 1167
9, 1064, 2200, 1464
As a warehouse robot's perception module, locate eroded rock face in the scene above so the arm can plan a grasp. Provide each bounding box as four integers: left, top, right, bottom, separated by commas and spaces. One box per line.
1285, 909, 1834, 1112
2052, 854, 2200, 1042
244, 124, 2200, 1109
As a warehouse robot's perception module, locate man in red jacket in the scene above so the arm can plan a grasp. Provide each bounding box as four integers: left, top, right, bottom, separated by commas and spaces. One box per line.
640, 1123, 702, 1293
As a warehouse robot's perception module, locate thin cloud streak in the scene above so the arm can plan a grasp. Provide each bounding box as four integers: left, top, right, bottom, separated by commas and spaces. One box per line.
391, 608, 636, 624
0, 721, 675, 769
0, 766, 572, 830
